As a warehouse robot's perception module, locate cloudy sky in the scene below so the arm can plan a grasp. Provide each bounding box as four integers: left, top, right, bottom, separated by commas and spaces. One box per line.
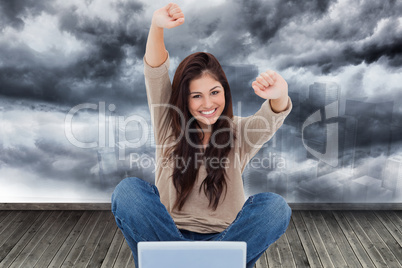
0, 0, 401, 202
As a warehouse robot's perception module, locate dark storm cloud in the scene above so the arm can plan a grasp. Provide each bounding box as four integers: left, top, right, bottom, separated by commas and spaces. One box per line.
317, 1, 401, 41
236, 0, 402, 73
58, 1, 148, 70
1, 0, 401, 203
0, 0, 148, 112
163, 0, 402, 75
0, 0, 54, 30
0, 42, 72, 103
342, 22, 402, 68
1, 0, 401, 108
240, 0, 334, 43
0, 41, 146, 113
0, 139, 90, 179
286, 16, 402, 73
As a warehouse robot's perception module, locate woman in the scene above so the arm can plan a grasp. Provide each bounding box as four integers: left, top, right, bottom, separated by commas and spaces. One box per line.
112, 3, 293, 268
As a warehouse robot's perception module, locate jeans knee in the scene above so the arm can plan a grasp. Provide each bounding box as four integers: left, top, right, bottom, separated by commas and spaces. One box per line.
111, 177, 160, 233
111, 177, 143, 213
254, 192, 291, 232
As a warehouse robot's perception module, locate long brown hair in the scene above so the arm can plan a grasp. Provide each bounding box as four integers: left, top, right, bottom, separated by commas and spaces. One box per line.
161, 52, 236, 211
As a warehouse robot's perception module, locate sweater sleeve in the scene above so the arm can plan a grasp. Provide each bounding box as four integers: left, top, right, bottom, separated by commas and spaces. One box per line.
143, 53, 172, 146
236, 96, 292, 167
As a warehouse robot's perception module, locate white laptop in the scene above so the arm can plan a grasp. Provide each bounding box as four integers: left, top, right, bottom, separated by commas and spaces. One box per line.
138, 241, 247, 268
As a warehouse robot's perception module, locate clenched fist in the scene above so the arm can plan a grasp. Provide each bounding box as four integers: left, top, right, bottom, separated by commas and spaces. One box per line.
152, 3, 185, 29
251, 70, 288, 101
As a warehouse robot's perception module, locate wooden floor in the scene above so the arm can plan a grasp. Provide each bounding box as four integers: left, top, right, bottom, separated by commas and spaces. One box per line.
0, 210, 401, 268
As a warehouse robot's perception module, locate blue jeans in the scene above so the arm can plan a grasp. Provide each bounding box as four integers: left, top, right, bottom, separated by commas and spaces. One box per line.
111, 177, 291, 268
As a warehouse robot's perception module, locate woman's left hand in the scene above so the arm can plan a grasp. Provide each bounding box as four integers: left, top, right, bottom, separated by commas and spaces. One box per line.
251, 70, 288, 100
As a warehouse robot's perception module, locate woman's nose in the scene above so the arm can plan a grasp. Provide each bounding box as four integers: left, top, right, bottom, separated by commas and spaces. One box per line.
202, 97, 213, 108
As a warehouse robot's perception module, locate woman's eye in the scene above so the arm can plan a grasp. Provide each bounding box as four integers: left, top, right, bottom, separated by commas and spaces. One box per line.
192, 91, 219, 98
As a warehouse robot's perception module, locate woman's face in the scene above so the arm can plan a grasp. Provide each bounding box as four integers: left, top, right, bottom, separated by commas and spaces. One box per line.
188, 73, 225, 131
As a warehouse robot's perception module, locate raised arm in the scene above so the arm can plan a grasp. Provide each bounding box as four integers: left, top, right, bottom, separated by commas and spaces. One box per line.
145, 3, 185, 67
251, 70, 289, 113
235, 70, 292, 169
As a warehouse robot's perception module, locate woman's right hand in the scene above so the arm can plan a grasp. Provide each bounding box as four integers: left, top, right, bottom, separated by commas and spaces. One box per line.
152, 3, 185, 29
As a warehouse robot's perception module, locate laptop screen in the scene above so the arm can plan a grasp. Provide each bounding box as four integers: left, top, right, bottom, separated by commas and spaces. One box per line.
138, 241, 247, 268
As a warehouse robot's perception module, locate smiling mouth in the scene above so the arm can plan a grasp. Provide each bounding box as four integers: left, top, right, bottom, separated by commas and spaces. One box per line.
199, 108, 217, 115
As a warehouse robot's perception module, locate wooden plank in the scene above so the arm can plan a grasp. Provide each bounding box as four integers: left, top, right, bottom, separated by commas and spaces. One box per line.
0, 211, 31, 249
17, 211, 73, 267
0, 211, 52, 267
292, 211, 322, 268
395, 210, 402, 221
309, 211, 347, 267
276, 232, 295, 267
266, 232, 298, 267
384, 211, 402, 235
255, 251, 268, 268
285, 216, 309, 267
126, 254, 135, 268
0, 211, 12, 225
113, 238, 134, 268
86, 213, 119, 268
100, 228, 125, 268
48, 211, 93, 267
332, 211, 375, 267
289, 203, 402, 210
300, 211, 334, 267
266, 240, 281, 267
320, 211, 362, 268
0, 211, 42, 262
0, 211, 32, 254
75, 211, 115, 267
0, 203, 111, 210
0, 211, 22, 235
1, 209, 400, 268
26, 211, 70, 266
375, 211, 402, 246
60, 211, 103, 267
3, 202, 402, 210
34, 211, 85, 268
10, 211, 63, 268
342, 211, 388, 267
358, 211, 402, 267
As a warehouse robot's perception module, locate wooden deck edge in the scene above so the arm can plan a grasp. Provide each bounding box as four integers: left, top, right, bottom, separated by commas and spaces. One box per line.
0, 203, 111, 210
288, 203, 402, 210
0, 202, 401, 210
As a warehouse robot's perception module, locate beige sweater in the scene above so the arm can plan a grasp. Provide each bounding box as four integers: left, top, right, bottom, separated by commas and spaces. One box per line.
144, 53, 292, 233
